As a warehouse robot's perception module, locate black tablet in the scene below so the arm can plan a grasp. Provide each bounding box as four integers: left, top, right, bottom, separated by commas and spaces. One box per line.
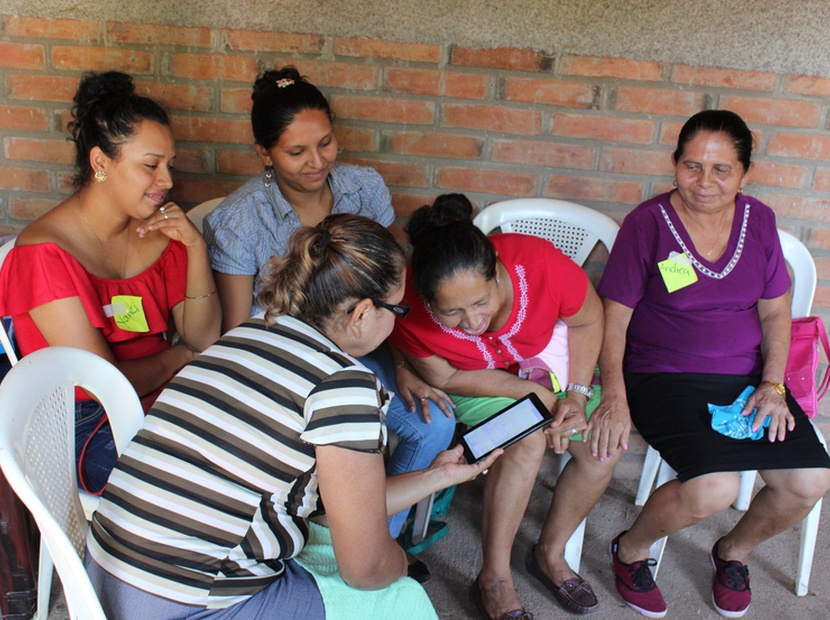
458, 393, 553, 463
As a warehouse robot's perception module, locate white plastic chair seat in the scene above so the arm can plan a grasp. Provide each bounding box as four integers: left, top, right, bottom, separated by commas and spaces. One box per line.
474, 197, 620, 573
0, 347, 143, 619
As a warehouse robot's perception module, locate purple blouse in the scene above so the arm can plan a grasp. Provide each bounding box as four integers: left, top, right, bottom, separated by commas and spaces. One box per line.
598, 191, 791, 375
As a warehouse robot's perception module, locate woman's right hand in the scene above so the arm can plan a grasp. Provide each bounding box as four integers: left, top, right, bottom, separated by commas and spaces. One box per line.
430, 444, 501, 485
586, 389, 632, 462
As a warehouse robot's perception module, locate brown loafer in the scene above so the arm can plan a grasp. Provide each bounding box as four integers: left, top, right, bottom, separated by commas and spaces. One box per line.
470, 577, 534, 620
525, 545, 599, 615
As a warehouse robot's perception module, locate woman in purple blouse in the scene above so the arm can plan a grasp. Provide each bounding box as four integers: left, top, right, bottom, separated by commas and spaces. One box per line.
592, 110, 830, 619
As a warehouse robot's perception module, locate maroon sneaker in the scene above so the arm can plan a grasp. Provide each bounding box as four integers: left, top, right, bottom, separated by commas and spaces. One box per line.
711, 538, 751, 618
610, 532, 667, 618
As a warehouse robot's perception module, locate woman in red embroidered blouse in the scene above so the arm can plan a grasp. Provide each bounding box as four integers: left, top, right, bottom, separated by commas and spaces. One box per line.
390, 194, 616, 619
0, 71, 221, 492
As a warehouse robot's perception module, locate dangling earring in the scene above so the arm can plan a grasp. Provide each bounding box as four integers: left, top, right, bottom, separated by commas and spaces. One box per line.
95, 169, 107, 183
738, 186, 744, 194
264, 166, 274, 188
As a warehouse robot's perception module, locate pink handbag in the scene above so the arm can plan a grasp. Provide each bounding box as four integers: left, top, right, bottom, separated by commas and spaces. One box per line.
784, 316, 830, 419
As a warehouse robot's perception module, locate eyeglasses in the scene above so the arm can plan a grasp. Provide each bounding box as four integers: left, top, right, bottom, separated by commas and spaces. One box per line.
348, 299, 411, 319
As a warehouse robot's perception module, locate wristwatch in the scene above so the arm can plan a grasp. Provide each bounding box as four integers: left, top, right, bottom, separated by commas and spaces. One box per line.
567, 382, 594, 400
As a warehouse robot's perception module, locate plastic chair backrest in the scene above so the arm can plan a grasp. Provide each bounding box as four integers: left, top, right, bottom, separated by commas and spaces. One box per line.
778, 229, 816, 319
187, 197, 225, 234
473, 198, 619, 267
0, 347, 144, 620
0, 236, 19, 364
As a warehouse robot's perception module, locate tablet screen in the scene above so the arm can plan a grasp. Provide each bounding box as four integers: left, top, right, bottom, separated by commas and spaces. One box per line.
463, 396, 547, 461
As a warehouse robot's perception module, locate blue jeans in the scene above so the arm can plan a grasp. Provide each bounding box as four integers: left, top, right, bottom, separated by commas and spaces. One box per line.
359, 348, 455, 538
75, 400, 116, 494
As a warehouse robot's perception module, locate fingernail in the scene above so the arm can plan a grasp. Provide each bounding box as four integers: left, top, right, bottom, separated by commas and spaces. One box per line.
623, 443, 628, 450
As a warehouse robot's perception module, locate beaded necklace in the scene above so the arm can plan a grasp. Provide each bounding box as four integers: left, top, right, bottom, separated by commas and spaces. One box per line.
658, 202, 750, 280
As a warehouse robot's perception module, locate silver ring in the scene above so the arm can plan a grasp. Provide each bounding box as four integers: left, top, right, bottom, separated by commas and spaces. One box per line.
419, 397, 428, 402
569, 428, 579, 436
163, 213, 169, 220
159, 206, 166, 214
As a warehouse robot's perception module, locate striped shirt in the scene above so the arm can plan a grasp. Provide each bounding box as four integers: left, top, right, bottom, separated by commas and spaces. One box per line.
87, 315, 389, 608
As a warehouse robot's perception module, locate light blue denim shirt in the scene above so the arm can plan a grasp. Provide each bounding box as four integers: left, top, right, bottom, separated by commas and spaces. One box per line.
204, 163, 394, 313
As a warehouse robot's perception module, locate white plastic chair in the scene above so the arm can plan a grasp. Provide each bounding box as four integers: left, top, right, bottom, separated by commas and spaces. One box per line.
187, 197, 225, 234
635, 230, 826, 595
474, 197, 620, 573
0, 347, 144, 619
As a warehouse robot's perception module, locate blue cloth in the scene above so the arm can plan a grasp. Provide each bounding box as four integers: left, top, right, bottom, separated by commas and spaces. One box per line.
708, 386, 771, 441
359, 347, 455, 538
203, 164, 394, 313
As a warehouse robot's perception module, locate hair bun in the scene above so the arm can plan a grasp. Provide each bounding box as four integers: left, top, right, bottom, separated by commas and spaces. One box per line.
73, 71, 136, 111
406, 193, 474, 246
253, 66, 304, 100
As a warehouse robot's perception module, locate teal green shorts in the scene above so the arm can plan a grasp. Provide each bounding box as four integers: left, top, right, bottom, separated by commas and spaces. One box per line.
452, 385, 601, 442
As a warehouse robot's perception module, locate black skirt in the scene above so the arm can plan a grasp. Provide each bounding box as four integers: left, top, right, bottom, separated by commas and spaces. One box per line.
626, 373, 830, 482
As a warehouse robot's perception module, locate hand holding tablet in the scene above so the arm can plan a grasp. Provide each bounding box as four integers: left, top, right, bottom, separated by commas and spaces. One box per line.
458, 393, 553, 463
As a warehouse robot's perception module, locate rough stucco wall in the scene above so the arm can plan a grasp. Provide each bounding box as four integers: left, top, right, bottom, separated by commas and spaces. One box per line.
4, 0, 830, 78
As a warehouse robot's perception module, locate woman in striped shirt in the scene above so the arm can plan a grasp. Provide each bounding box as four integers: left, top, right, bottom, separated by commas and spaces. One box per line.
85, 214, 498, 619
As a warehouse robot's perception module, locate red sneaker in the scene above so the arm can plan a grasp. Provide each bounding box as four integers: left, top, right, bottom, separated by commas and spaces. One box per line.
610, 532, 667, 618
711, 538, 751, 618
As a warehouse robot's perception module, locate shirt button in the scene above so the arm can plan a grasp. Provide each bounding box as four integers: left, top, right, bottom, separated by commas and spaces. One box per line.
496, 349, 502, 354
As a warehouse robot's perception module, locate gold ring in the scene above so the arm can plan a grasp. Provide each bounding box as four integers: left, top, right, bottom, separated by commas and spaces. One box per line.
419, 397, 428, 402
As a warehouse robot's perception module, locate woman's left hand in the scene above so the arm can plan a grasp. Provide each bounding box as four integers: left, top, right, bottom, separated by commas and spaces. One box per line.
395, 364, 455, 423
743, 382, 794, 442
136, 202, 204, 248
543, 395, 588, 454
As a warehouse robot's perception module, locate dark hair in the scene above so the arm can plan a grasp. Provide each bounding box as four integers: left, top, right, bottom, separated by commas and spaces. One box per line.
674, 110, 753, 171
258, 214, 405, 328
67, 71, 170, 189
405, 193, 497, 303
251, 66, 334, 150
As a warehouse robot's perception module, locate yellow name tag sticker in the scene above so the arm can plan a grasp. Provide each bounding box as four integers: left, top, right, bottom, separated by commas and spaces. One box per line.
658, 252, 698, 293
111, 295, 149, 333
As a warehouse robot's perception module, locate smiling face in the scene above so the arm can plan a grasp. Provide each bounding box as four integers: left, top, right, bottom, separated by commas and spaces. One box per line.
673, 130, 751, 215
95, 120, 176, 218
257, 108, 338, 195
430, 268, 505, 336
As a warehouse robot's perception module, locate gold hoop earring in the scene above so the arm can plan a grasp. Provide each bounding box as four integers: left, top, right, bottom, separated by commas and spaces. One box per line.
95, 169, 107, 183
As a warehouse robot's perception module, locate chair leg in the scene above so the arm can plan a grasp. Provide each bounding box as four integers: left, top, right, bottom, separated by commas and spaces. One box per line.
409, 494, 435, 547
733, 470, 756, 511
556, 452, 585, 574
34, 541, 53, 620
649, 459, 677, 578
796, 497, 821, 596
636, 446, 661, 506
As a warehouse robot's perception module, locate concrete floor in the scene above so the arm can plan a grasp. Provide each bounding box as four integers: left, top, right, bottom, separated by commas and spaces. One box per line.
46, 448, 830, 619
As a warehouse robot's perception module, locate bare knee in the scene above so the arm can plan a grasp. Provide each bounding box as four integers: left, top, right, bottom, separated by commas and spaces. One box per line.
679, 473, 740, 520
765, 467, 830, 507
498, 429, 546, 471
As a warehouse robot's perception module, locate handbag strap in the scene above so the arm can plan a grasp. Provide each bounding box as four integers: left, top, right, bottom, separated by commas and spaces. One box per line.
814, 317, 830, 402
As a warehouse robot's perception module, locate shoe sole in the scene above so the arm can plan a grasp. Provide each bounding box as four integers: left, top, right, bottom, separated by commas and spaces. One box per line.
609, 540, 667, 619
710, 554, 750, 618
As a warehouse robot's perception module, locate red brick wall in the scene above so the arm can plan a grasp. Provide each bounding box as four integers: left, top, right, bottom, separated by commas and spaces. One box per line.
3, 15, 830, 318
